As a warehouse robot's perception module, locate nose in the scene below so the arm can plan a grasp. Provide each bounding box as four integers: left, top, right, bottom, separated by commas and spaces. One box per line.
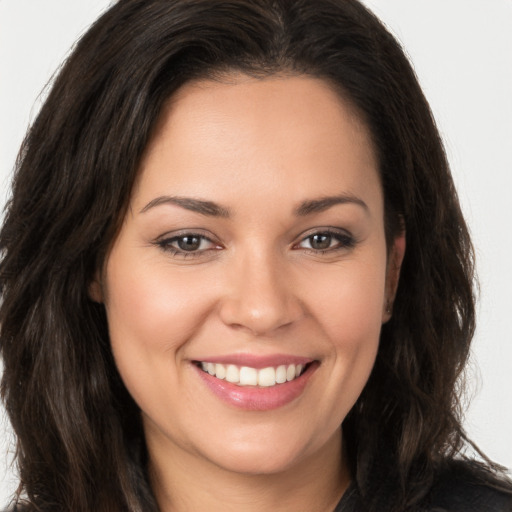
218, 250, 304, 336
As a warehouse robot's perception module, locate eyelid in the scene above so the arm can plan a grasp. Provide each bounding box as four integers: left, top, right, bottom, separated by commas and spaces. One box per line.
293, 227, 356, 252
154, 229, 223, 257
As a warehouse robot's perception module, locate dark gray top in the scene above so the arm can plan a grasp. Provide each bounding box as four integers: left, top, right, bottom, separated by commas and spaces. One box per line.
334, 464, 512, 511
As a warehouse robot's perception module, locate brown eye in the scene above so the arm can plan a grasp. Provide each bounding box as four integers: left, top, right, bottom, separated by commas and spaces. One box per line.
297, 230, 356, 253
156, 233, 219, 255
309, 234, 332, 250
177, 235, 202, 251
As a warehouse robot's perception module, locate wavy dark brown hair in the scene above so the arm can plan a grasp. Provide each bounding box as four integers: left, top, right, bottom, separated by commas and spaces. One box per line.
0, 0, 508, 511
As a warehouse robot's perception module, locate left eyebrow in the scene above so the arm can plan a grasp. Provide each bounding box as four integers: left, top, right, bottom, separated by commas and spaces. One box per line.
295, 194, 369, 216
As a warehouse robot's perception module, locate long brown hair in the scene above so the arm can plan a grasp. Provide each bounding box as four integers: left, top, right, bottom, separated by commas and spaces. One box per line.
0, 1, 505, 510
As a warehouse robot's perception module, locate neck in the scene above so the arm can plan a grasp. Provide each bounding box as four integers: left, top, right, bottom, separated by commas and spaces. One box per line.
148, 427, 350, 512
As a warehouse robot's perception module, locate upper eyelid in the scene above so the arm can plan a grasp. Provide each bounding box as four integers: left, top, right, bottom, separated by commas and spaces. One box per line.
294, 226, 354, 241
156, 229, 218, 242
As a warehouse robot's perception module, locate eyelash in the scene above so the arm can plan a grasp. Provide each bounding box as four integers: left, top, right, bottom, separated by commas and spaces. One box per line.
154, 228, 356, 258
295, 229, 356, 254
155, 232, 220, 258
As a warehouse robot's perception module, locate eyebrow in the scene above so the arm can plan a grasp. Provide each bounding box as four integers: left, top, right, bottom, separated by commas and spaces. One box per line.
140, 196, 231, 217
295, 194, 369, 216
140, 193, 368, 218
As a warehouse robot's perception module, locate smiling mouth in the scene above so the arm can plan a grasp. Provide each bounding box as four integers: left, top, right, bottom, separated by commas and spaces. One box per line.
196, 362, 310, 388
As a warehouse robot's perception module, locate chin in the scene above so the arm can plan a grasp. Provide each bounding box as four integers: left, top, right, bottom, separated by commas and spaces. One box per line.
193, 422, 340, 476
204, 443, 309, 475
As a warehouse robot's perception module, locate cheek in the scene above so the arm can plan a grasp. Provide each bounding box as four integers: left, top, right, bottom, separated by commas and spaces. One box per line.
102, 255, 217, 402
105, 258, 212, 348
304, 258, 386, 405
307, 258, 387, 342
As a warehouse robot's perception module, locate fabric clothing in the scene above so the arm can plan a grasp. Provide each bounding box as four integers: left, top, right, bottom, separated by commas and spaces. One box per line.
334, 483, 512, 511
334, 463, 512, 511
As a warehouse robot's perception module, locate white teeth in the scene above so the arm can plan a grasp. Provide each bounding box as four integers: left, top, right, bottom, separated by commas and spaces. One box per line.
239, 366, 258, 386
215, 363, 226, 380
199, 361, 308, 387
225, 364, 240, 383
258, 367, 276, 387
275, 365, 287, 384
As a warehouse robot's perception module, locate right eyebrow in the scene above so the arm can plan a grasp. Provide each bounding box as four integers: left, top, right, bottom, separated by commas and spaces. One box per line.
139, 196, 231, 218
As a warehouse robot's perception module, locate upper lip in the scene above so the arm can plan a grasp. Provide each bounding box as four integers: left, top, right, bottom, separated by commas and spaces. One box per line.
193, 353, 315, 369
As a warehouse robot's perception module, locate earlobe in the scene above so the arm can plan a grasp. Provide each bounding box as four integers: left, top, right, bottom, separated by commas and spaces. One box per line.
382, 230, 406, 323
88, 272, 104, 303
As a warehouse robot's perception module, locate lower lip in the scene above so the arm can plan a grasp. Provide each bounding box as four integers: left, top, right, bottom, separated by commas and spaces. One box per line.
195, 363, 318, 411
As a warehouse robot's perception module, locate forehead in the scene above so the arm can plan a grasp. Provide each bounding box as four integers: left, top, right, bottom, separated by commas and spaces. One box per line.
134, 74, 381, 214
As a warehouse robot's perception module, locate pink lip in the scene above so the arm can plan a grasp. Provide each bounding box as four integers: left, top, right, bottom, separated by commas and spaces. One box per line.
193, 353, 313, 369
194, 360, 319, 411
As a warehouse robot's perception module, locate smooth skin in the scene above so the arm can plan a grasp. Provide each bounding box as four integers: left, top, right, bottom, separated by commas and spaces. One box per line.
91, 74, 405, 512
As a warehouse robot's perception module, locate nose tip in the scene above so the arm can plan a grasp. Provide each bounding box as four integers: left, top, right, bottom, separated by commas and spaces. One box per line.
225, 302, 293, 336
218, 258, 303, 336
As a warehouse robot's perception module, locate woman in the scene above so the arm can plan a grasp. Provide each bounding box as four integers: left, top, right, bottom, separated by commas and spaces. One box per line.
0, 0, 511, 511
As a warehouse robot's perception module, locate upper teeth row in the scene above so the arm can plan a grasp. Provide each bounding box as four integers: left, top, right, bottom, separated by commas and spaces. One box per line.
200, 362, 305, 387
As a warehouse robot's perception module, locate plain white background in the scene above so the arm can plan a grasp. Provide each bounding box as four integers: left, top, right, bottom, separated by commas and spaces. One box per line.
1, 0, 511, 505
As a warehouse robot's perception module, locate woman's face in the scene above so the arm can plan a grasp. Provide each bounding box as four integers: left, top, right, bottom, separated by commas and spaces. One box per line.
93, 75, 404, 476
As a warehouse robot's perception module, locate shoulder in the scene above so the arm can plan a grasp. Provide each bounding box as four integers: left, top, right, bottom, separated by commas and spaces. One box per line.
335, 459, 512, 512
424, 459, 512, 512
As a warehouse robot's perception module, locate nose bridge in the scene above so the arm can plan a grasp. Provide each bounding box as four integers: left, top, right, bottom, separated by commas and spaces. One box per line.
219, 243, 302, 335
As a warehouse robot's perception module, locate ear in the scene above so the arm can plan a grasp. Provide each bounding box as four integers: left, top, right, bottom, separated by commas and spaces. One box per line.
88, 270, 104, 303
382, 230, 406, 323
